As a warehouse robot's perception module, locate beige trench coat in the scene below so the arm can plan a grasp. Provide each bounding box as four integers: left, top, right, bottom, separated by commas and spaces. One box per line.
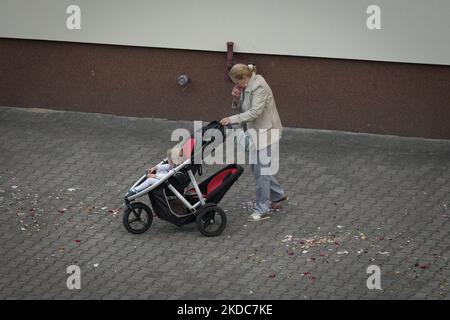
228, 73, 283, 151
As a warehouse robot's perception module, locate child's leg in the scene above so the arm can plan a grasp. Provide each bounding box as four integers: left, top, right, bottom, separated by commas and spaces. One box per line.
133, 178, 159, 192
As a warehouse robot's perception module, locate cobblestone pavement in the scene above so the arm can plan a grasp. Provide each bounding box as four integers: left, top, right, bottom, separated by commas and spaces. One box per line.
0, 106, 449, 300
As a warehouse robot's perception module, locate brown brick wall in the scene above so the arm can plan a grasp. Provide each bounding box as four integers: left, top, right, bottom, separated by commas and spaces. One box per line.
1, 38, 449, 139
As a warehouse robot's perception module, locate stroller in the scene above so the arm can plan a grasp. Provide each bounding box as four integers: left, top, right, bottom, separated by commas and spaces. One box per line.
123, 121, 244, 237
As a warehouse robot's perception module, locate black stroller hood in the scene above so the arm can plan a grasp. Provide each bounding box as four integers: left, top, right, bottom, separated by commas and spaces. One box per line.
181, 121, 227, 164
201, 120, 226, 136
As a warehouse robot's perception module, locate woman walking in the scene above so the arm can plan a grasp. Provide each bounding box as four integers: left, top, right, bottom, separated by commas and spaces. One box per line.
220, 64, 288, 221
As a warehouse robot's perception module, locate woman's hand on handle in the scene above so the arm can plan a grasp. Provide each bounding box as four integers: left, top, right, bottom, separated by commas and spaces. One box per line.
220, 117, 231, 126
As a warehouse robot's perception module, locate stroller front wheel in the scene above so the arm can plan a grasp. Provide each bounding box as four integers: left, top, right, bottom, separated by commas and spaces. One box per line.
196, 204, 227, 237
123, 202, 153, 234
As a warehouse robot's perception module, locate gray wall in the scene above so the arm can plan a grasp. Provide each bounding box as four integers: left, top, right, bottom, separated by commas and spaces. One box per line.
1, 0, 450, 65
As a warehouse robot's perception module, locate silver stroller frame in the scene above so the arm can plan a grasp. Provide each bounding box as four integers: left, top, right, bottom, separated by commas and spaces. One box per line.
126, 156, 206, 215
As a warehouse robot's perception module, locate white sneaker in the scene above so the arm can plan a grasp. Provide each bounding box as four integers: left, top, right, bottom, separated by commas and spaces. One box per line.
247, 212, 271, 222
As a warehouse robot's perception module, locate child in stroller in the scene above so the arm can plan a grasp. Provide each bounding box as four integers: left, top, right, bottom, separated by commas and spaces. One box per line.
123, 121, 244, 237
126, 147, 181, 197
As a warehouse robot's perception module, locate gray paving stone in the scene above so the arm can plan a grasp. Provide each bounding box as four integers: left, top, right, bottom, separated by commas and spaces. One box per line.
0, 106, 449, 300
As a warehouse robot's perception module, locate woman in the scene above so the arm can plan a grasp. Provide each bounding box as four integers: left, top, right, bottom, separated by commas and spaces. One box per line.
220, 64, 288, 222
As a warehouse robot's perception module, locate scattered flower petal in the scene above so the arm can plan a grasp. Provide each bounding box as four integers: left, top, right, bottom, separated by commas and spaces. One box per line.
108, 208, 120, 215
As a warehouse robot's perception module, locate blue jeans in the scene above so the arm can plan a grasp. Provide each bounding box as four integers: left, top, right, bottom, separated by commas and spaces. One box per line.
249, 144, 285, 214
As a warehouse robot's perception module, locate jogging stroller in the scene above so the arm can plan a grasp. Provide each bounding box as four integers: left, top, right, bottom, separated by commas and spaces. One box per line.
123, 121, 244, 237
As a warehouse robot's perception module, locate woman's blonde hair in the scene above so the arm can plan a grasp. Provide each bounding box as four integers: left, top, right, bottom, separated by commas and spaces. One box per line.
228, 63, 256, 83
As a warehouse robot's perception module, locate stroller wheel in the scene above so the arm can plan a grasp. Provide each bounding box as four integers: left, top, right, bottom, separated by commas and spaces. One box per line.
123, 202, 153, 234
196, 204, 227, 237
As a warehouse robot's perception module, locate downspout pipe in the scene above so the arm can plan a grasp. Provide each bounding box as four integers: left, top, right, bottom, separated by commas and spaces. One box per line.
225, 41, 234, 82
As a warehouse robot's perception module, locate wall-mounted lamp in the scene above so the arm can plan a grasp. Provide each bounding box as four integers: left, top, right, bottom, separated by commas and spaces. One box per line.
177, 74, 189, 87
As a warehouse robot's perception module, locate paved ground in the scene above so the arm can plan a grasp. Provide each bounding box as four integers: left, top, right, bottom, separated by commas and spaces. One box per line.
0, 106, 449, 300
